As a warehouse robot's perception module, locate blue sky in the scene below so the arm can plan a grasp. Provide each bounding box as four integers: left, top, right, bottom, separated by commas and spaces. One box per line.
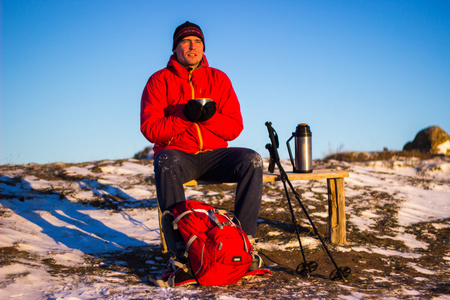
2, 0, 449, 164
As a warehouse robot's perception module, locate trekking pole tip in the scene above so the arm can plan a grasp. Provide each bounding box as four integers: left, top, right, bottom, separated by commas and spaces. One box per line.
330, 266, 351, 282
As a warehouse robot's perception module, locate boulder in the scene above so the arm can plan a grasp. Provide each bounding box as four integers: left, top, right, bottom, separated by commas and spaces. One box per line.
403, 126, 450, 155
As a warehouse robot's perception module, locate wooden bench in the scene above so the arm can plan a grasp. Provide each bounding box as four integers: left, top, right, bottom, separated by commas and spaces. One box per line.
158, 169, 349, 253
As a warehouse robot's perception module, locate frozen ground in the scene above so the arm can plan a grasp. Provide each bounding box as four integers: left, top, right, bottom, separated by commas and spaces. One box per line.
1, 155, 449, 299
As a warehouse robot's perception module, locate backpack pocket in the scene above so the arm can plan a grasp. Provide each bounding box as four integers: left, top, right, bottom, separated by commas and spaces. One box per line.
194, 226, 252, 286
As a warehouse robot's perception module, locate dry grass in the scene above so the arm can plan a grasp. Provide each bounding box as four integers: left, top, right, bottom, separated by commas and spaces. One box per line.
323, 150, 440, 163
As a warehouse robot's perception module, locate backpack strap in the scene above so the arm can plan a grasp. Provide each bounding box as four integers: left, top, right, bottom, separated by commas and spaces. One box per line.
173, 210, 193, 229
173, 209, 206, 229
208, 210, 225, 229
169, 256, 189, 272
173, 208, 231, 229
213, 209, 244, 228
184, 234, 198, 258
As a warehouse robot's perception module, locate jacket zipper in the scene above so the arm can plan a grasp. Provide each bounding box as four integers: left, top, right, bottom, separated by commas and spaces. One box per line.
189, 68, 204, 153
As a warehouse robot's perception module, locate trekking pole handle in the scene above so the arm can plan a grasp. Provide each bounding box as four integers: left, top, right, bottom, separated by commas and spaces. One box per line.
265, 144, 276, 173
265, 121, 280, 173
265, 121, 279, 150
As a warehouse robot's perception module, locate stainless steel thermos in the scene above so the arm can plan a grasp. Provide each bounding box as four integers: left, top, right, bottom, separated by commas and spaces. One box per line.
286, 124, 313, 173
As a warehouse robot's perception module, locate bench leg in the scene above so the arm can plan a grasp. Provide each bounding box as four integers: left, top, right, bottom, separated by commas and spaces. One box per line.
158, 204, 168, 253
327, 178, 347, 245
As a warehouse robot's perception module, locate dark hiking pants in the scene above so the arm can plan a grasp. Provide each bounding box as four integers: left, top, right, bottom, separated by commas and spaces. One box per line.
154, 147, 263, 236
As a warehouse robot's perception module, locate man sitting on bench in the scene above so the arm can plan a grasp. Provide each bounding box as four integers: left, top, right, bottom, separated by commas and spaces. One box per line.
140, 21, 264, 285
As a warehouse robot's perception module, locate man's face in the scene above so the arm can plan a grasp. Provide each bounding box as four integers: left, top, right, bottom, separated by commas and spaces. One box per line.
173, 36, 204, 68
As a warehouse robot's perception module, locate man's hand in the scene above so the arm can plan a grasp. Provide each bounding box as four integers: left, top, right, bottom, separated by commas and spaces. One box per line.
183, 100, 203, 122
198, 101, 216, 122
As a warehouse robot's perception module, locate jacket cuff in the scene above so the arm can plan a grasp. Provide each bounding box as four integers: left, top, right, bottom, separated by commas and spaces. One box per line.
174, 108, 192, 125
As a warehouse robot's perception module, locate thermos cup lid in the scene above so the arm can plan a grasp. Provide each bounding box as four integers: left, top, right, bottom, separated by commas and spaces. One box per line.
296, 123, 312, 136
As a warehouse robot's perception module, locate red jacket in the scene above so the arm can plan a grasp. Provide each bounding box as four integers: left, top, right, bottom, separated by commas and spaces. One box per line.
141, 54, 243, 155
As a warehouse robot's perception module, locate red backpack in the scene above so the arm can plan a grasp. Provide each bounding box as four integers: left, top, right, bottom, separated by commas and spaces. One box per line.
170, 200, 254, 286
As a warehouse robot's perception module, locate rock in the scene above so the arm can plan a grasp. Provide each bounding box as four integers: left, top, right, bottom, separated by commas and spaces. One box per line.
403, 126, 450, 155
134, 146, 154, 160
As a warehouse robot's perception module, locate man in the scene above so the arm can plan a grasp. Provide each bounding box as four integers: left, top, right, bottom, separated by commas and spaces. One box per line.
140, 21, 264, 285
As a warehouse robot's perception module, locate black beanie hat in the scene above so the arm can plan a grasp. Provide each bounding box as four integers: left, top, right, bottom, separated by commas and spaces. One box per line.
173, 21, 205, 51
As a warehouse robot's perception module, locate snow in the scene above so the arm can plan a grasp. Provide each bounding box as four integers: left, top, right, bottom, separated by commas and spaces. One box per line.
406, 262, 437, 275
258, 236, 321, 251
1, 157, 450, 299
380, 232, 429, 249
436, 140, 450, 155
99, 161, 153, 175
344, 158, 450, 230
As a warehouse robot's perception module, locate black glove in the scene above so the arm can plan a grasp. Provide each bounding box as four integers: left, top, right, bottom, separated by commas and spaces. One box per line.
183, 100, 203, 122
198, 101, 216, 122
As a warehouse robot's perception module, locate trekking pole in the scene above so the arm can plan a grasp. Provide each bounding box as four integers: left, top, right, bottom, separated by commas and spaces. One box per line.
279, 169, 319, 276
265, 122, 317, 277
265, 121, 351, 282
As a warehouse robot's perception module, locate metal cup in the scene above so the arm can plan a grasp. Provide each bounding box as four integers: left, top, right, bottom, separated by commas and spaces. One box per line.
193, 98, 213, 106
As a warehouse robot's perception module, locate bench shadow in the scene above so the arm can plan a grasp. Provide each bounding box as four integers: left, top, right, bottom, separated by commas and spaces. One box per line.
0, 175, 158, 255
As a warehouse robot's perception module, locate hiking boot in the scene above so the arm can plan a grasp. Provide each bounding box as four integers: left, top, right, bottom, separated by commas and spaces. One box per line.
248, 252, 264, 271
243, 252, 272, 280
246, 235, 264, 271
152, 256, 197, 287
167, 265, 197, 287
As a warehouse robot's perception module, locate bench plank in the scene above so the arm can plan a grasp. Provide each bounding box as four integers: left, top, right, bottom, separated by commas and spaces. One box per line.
184, 169, 349, 186
264, 169, 349, 182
